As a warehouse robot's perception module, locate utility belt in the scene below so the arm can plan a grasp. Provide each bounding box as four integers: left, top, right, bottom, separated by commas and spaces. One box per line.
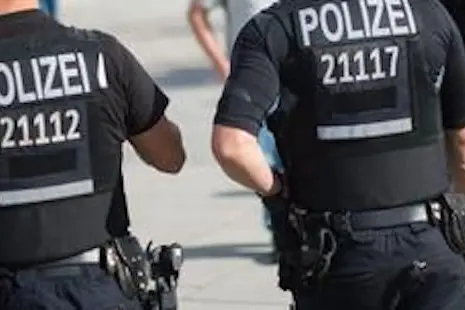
277, 196, 465, 291
0, 236, 183, 310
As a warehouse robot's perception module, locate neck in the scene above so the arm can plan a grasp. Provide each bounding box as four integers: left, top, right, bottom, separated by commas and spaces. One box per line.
0, 1, 38, 15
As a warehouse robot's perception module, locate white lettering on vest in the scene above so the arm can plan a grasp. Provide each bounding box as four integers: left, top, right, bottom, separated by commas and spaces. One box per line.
0, 51, 109, 107
298, 0, 418, 47
0, 63, 15, 106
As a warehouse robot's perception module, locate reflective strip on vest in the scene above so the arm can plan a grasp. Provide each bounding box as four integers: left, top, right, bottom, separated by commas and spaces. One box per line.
0, 179, 94, 206
317, 118, 413, 140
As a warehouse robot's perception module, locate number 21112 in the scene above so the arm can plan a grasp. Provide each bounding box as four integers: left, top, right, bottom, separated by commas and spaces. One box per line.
1, 109, 81, 149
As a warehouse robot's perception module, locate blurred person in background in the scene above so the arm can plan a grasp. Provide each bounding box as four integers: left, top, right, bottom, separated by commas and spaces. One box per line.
187, 0, 282, 261
40, 0, 57, 19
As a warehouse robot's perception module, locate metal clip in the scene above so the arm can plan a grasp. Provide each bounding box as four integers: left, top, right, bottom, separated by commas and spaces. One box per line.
329, 212, 353, 236
316, 228, 338, 277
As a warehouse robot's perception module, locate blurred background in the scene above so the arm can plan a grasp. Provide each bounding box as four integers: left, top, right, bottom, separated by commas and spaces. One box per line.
54, 1, 291, 309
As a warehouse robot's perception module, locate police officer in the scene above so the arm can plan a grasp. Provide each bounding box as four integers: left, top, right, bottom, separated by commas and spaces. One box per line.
211, 0, 465, 309
0, 0, 186, 309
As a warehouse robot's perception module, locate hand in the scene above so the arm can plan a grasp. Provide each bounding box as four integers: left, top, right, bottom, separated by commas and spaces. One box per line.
267, 172, 284, 197
215, 59, 230, 82
259, 170, 287, 198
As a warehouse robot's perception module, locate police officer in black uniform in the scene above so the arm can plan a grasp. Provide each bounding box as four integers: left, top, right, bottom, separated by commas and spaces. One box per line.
0, 0, 186, 309
211, 0, 465, 309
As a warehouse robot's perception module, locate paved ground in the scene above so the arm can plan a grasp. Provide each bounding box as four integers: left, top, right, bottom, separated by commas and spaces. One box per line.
60, 1, 292, 309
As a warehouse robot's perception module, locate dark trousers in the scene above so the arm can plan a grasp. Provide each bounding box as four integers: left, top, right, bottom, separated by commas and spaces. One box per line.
0, 264, 142, 310
293, 223, 465, 310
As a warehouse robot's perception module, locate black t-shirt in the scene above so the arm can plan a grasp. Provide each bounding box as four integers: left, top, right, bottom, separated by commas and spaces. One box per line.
0, 10, 169, 237
214, 0, 465, 136
90, 23, 170, 236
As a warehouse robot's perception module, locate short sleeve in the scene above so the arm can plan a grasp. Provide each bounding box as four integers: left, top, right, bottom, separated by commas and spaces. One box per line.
119, 46, 169, 136
213, 10, 290, 136
440, 14, 465, 129
96, 32, 169, 137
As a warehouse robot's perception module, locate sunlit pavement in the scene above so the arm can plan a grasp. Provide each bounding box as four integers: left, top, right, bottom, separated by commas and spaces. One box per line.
60, 1, 291, 309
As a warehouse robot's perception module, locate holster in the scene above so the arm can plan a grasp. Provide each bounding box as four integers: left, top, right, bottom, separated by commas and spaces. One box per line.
102, 236, 183, 310
102, 236, 151, 302
260, 194, 302, 291
261, 194, 300, 254
260, 172, 338, 292
271, 204, 338, 292
438, 193, 465, 255
146, 242, 183, 310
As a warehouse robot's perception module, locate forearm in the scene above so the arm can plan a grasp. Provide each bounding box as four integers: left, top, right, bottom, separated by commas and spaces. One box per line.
130, 118, 186, 174
446, 131, 465, 193
447, 163, 465, 194
163, 121, 186, 169
212, 131, 280, 196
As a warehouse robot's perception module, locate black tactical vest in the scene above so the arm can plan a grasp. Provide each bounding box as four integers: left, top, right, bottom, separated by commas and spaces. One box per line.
270, 0, 450, 211
0, 28, 120, 266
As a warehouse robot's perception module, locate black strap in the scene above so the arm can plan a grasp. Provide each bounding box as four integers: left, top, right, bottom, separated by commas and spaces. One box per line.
348, 204, 430, 230
112, 236, 151, 300
305, 204, 431, 231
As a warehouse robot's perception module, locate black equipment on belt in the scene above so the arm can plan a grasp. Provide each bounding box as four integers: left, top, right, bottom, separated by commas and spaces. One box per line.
278, 207, 339, 291
436, 193, 465, 255
278, 203, 434, 291
102, 236, 184, 310
145, 241, 183, 310
259, 171, 297, 255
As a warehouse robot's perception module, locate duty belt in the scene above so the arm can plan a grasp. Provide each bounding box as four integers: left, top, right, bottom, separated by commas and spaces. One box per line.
295, 202, 436, 232
1, 248, 103, 277
279, 202, 436, 291
37, 248, 101, 268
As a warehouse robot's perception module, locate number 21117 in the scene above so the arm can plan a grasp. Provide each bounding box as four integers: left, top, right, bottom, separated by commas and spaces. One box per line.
321, 45, 400, 85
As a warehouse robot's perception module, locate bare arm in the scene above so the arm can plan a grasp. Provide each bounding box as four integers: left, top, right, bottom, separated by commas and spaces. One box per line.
446, 129, 465, 193
211, 11, 289, 196
187, 0, 230, 81
110, 36, 187, 174
439, 9, 465, 193
130, 116, 186, 174
100, 33, 187, 175
212, 125, 281, 195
